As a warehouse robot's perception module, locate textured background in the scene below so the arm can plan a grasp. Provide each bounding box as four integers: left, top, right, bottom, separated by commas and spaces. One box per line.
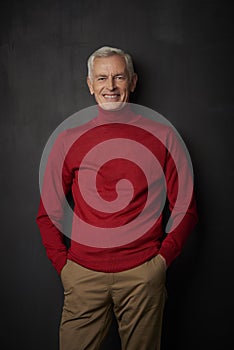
1, 0, 234, 349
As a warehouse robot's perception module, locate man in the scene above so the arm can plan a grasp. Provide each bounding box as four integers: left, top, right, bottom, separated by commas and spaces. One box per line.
37, 46, 198, 350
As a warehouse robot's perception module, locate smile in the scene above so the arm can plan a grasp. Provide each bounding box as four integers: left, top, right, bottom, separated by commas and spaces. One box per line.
103, 94, 120, 99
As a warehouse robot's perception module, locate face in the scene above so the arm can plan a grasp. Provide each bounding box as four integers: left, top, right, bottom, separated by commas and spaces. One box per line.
87, 54, 137, 111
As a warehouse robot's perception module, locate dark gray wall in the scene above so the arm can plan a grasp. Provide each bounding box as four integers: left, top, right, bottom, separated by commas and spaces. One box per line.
1, 0, 234, 349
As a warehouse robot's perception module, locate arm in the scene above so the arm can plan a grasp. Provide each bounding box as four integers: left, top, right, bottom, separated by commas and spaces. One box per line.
159, 128, 198, 267
36, 131, 73, 274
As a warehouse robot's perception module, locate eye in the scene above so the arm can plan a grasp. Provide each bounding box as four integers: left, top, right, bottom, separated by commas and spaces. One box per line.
115, 75, 125, 80
97, 77, 106, 81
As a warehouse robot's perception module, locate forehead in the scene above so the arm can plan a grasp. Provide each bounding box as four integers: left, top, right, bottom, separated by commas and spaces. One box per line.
92, 55, 127, 75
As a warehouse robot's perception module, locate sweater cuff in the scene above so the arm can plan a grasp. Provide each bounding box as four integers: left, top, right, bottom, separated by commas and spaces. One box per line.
158, 247, 178, 268
54, 255, 68, 275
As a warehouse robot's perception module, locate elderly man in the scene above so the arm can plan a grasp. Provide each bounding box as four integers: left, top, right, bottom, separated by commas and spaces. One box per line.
37, 46, 198, 350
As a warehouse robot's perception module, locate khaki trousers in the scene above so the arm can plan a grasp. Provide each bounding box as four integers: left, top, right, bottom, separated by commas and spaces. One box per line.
60, 255, 167, 350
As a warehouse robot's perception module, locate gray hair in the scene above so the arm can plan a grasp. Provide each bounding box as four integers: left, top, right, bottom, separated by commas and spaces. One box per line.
87, 46, 135, 81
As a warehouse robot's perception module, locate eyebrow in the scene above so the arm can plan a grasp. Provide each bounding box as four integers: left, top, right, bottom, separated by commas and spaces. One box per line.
94, 72, 127, 78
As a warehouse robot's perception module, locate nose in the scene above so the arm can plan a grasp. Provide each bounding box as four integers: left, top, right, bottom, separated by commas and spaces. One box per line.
106, 77, 116, 90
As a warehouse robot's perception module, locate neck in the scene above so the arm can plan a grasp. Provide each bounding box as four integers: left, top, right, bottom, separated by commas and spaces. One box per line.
94, 103, 137, 124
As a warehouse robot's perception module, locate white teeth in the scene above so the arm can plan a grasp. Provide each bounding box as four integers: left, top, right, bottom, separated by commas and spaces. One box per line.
104, 95, 118, 99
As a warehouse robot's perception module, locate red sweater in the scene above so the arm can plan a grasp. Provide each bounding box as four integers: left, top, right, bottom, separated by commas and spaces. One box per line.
36, 105, 198, 274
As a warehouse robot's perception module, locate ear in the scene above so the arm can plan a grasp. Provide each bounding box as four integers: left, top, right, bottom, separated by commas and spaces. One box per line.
130, 73, 138, 93
87, 77, 94, 95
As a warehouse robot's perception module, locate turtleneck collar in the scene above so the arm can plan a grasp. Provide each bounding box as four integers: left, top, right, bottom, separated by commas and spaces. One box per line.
92, 103, 140, 125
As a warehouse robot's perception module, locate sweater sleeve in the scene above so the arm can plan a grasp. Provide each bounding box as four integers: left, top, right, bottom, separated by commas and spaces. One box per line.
159, 128, 198, 267
36, 131, 73, 274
